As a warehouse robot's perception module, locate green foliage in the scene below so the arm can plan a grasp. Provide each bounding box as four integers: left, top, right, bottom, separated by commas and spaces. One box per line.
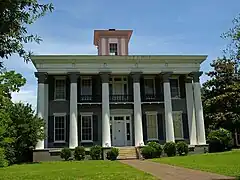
0, 148, 8, 167
163, 142, 176, 157
90, 145, 102, 160
202, 57, 240, 134
0, 0, 54, 66
141, 145, 156, 159
74, 146, 85, 160
60, 148, 72, 161
176, 141, 189, 156
208, 128, 233, 153
106, 148, 119, 160
141, 142, 163, 159
147, 141, 163, 158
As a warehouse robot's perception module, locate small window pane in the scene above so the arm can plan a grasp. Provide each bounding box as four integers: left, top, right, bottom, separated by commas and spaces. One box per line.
54, 116, 65, 142
173, 112, 183, 139
81, 116, 92, 141
147, 114, 158, 139
55, 79, 66, 99
82, 78, 92, 95
144, 79, 155, 95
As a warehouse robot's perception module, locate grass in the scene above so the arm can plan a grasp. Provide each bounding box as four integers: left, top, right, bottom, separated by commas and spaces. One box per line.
0, 160, 156, 180
152, 150, 240, 177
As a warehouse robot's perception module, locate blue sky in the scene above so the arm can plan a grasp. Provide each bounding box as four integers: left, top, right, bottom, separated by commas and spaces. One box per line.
4, 0, 240, 109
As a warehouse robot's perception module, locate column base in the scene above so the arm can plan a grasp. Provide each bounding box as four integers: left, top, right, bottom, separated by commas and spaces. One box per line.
35, 140, 44, 150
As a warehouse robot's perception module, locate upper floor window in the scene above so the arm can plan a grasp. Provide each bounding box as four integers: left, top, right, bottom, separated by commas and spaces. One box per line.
170, 78, 180, 98
55, 77, 66, 100
144, 78, 155, 95
109, 43, 118, 55
109, 76, 128, 95
81, 77, 92, 95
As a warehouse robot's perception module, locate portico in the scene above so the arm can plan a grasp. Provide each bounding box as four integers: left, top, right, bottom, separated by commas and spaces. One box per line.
32, 29, 207, 151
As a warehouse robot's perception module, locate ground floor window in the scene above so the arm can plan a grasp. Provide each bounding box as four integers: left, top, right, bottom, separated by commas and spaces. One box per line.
81, 114, 93, 142
54, 114, 66, 142
173, 111, 183, 139
146, 112, 158, 140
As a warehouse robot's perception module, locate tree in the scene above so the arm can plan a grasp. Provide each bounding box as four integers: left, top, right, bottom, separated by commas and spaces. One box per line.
0, 71, 44, 165
202, 57, 240, 134
0, 0, 54, 67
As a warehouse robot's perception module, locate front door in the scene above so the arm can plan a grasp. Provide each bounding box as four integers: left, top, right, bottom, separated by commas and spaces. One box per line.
114, 120, 125, 146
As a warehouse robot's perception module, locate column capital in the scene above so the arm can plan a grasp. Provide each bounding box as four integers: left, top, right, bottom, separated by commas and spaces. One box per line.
99, 71, 111, 83
35, 72, 47, 84
131, 71, 142, 83
161, 72, 173, 83
190, 71, 203, 82
68, 72, 80, 83
185, 76, 193, 83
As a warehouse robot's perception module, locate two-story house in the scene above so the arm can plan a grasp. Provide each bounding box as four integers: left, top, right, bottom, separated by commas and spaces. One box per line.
32, 29, 207, 153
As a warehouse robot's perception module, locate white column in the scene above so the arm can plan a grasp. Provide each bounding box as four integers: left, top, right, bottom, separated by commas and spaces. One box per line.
69, 73, 79, 149
192, 72, 206, 145
163, 73, 175, 142
132, 73, 144, 146
44, 82, 49, 148
101, 73, 111, 147
185, 77, 197, 145
35, 72, 46, 150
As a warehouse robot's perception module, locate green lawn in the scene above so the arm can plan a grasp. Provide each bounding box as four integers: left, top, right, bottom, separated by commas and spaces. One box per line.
0, 160, 156, 180
152, 150, 240, 177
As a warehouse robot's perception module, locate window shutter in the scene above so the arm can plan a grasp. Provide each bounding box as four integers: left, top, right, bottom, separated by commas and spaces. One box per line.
93, 115, 98, 141
179, 75, 186, 98
157, 113, 164, 140
78, 115, 81, 144
142, 113, 147, 142
66, 115, 70, 144
78, 77, 81, 102
140, 77, 145, 100
155, 76, 161, 99
128, 76, 133, 101
48, 116, 54, 143
66, 77, 70, 100
182, 113, 189, 139
48, 76, 54, 101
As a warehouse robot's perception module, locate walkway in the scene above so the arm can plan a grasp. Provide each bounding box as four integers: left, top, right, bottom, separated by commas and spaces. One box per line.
120, 160, 235, 180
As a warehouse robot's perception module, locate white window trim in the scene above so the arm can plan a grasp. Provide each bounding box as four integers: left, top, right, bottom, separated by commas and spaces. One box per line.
81, 114, 93, 143
172, 111, 184, 140
54, 76, 66, 101
169, 76, 180, 99
54, 113, 66, 143
144, 77, 156, 95
109, 76, 128, 95
146, 111, 158, 141
81, 77, 92, 95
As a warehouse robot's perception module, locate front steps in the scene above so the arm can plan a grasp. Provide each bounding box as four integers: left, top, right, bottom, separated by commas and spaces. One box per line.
117, 146, 137, 160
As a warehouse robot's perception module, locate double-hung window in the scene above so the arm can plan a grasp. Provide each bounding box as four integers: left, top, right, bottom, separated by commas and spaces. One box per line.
146, 112, 158, 140
170, 78, 180, 98
144, 78, 155, 100
173, 111, 184, 139
81, 114, 93, 142
109, 43, 118, 55
54, 77, 66, 100
54, 114, 66, 142
81, 77, 92, 101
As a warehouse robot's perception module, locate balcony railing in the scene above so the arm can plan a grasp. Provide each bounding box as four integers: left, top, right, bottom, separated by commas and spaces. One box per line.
110, 94, 133, 102
142, 93, 164, 102
79, 95, 101, 103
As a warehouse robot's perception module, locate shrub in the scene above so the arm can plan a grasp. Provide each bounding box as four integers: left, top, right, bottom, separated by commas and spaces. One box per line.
60, 148, 72, 161
0, 148, 8, 167
141, 145, 156, 159
74, 146, 85, 160
147, 141, 163, 158
208, 128, 233, 153
163, 142, 176, 157
90, 145, 102, 160
176, 141, 188, 156
106, 148, 119, 160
